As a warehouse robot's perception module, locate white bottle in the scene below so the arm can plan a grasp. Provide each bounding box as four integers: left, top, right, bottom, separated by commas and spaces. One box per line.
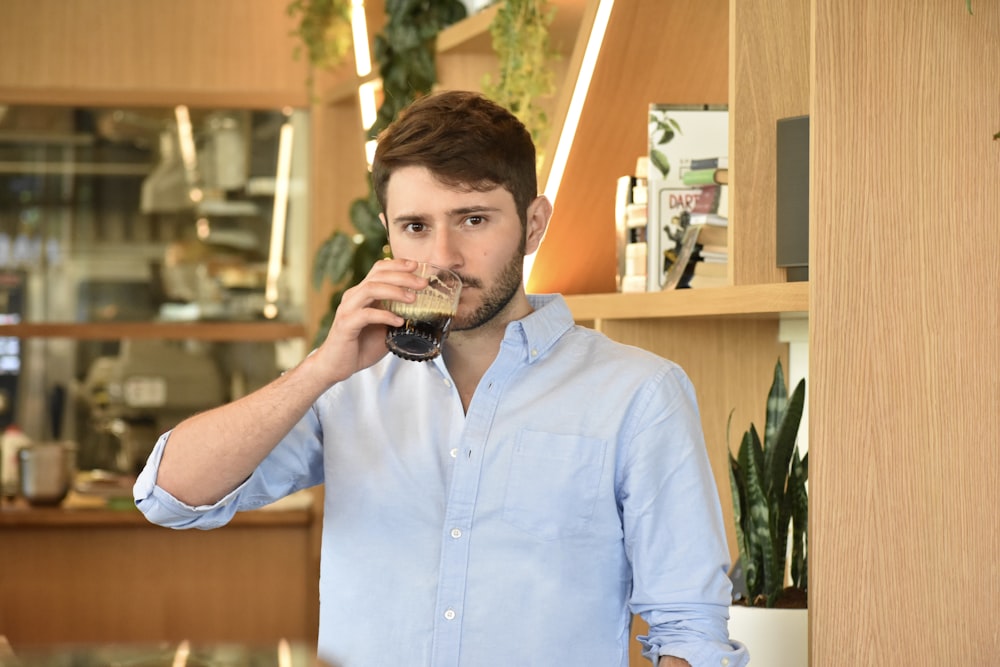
1, 424, 32, 499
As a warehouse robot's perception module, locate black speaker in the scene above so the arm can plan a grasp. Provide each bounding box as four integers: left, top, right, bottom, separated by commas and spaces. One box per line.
776, 115, 809, 282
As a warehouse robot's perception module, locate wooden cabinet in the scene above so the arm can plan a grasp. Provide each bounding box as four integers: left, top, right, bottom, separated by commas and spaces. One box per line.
0, 501, 320, 646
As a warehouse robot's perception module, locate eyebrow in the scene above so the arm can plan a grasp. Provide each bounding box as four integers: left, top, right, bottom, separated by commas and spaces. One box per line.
390, 205, 501, 225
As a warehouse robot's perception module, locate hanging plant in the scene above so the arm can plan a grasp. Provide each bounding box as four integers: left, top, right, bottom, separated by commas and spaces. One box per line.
481, 0, 559, 162
287, 0, 354, 95
309, 0, 468, 345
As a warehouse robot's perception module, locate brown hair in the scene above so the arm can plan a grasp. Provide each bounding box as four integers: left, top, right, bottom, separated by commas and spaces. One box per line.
371, 90, 537, 227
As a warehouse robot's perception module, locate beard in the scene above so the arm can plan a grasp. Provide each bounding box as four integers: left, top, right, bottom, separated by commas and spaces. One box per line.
451, 245, 525, 332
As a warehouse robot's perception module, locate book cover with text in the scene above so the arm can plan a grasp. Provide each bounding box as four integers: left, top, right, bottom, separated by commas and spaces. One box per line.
647, 104, 729, 290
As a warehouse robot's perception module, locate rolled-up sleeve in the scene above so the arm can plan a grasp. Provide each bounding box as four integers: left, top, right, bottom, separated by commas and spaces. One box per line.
623, 366, 749, 667
133, 411, 325, 530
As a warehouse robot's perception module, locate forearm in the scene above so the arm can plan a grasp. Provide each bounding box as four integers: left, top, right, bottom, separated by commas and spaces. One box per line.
155, 353, 333, 505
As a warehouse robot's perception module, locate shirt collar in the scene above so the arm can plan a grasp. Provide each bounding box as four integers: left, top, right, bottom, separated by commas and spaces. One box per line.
503, 294, 575, 364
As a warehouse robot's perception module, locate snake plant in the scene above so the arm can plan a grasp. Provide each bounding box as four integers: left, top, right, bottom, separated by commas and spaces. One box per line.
728, 359, 807, 607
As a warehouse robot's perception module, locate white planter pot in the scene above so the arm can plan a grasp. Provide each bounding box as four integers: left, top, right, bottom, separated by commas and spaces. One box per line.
728, 606, 808, 667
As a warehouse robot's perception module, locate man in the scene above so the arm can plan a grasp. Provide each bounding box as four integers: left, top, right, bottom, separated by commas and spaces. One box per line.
135, 90, 748, 667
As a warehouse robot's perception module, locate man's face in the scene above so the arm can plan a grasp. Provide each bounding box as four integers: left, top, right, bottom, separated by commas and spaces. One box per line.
381, 165, 543, 331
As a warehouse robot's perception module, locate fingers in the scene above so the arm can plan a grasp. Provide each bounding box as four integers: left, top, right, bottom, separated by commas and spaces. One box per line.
344, 258, 428, 313
328, 259, 428, 337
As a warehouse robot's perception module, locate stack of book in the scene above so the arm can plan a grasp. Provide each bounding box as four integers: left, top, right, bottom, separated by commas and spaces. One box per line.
659, 157, 730, 290
645, 104, 729, 290
685, 158, 729, 288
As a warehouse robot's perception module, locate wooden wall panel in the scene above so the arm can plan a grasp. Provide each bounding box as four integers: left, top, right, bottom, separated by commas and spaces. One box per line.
0, 0, 311, 108
528, 0, 728, 296
810, 0, 1000, 663
729, 0, 810, 286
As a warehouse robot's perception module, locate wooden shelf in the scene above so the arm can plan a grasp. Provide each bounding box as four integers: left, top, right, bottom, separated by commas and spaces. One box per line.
562, 282, 808, 321
0, 320, 307, 342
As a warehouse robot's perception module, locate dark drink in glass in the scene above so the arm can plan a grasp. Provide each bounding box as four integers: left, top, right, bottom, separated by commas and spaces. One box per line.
384, 263, 461, 361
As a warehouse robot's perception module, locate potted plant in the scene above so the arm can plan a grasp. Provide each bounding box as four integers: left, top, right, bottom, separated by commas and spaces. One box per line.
727, 358, 807, 666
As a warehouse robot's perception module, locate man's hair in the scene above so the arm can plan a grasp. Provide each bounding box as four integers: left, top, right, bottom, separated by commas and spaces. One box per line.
371, 90, 537, 227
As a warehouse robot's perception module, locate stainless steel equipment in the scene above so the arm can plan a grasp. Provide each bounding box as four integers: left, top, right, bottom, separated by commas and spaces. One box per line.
78, 339, 227, 474
18, 441, 76, 505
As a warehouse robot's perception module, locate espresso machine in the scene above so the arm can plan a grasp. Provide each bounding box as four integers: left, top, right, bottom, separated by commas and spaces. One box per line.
77, 339, 227, 474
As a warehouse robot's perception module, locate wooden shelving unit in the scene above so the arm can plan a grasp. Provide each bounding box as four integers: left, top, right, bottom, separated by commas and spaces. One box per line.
564, 281, 807, 322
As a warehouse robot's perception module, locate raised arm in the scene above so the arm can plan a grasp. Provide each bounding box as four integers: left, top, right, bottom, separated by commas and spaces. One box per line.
152, 258, 427, 506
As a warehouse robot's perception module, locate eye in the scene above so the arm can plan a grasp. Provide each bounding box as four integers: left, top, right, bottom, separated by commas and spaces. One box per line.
463, 215, 486, 227
403, 221, 427, 234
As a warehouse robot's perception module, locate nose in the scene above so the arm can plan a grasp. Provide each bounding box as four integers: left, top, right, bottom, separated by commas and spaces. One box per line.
430, 227, 463, 272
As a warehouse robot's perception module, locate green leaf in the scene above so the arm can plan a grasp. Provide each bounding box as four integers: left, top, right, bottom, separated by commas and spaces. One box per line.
728, 451, 751, 588
788, 450, 808, 590
650, 149, 671, 178
769, 378, 805, 501
764, 359, 789, 464
349, 194, 385, 240
312, 231, 355, 290
738, 427, 775, 601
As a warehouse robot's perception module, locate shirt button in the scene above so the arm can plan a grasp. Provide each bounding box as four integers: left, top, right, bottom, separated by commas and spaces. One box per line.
721, 659, 729, 666
450, 528, 462, 539
443, 378, 452, 387
444, 609, 456, 620
530, 349, 538, 357
449, 448, 458, 458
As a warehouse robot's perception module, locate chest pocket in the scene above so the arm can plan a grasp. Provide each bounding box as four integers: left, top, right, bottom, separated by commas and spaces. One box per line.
502, 430, 608, 540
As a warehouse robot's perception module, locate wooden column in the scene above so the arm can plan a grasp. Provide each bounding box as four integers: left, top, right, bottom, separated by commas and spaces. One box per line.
810, 0, 1000, 662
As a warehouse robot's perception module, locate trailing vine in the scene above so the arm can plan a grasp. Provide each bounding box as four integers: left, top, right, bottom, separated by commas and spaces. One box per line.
286, 0, 354, 95
482, 0, 558, 161
310, 0, 468, 344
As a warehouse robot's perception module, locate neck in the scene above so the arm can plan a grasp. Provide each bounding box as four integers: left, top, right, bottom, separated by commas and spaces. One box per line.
442, 291, 533, 411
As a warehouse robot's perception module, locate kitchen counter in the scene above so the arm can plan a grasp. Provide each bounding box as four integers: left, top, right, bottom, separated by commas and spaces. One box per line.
1, 489, 322, 648
0, 490, 314, 527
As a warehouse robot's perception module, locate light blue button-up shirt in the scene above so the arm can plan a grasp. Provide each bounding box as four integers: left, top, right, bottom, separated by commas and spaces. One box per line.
135, 295, 748, 667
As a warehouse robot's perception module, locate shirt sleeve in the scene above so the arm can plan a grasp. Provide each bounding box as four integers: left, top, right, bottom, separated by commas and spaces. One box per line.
621, 364, 749, 667
133, 409, 325, 530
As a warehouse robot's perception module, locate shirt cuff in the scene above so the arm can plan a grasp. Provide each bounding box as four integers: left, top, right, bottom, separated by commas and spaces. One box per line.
132, 430, 246, 529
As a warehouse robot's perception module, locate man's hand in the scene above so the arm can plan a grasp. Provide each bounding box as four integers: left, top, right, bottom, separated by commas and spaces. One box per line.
658, 657, 691, 667
316, 258, 428, 382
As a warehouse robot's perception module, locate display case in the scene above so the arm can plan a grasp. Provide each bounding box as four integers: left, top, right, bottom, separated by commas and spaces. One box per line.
0, 104, 310, 472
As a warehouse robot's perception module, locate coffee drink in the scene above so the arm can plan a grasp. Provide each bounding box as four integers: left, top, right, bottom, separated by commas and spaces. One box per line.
384, 263, 462, 362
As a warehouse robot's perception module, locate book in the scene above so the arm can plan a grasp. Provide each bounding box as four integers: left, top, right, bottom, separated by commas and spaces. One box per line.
681, 167, 720, 186
689, 156, 728, 170
646, 104, 729, 290
691, 184, 721, 214
695, 223, 728, 248
687, 253, 729, 288
688, 212, 728, 227
698, 246, 729, 263
682, 166, 729, 187
693, 259, 728, 277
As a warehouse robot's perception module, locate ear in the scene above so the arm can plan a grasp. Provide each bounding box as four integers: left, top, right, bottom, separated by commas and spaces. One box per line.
524, 195, 552, 255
